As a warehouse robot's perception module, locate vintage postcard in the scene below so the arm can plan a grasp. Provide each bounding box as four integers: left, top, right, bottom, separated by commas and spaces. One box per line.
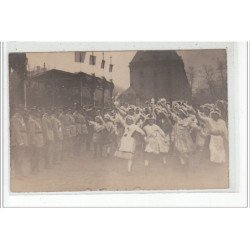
1, 42, 247, 207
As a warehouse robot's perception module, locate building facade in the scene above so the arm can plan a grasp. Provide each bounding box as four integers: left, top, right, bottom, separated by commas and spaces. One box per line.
26, 69, 114, 108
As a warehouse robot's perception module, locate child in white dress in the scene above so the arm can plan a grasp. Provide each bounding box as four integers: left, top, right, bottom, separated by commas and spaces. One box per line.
143, 115, 170, 166
171, 110, 196, 165
114, 115, 145, 172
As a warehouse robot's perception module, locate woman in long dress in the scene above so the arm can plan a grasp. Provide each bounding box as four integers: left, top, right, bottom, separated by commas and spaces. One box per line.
114, 115, 145, 172
171, 110, 196, 165
143, 114, 170, 166
196, 109, 228, 164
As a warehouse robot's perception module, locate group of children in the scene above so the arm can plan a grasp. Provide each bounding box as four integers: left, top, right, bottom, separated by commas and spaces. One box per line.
88, 98, 228, 172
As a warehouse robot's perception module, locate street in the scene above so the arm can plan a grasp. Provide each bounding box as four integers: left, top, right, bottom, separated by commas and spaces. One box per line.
11, 150, 229, 192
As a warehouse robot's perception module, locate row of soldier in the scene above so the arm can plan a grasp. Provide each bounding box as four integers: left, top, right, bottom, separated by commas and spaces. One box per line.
10, 98, 228, 175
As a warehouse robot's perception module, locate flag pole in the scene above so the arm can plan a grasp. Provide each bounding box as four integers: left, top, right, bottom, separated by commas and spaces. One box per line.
92, 51, 94, 75
24, 82, 27, 108
102, 52, 105, 77
110, 56, 113, 80
24, 63, 30, 108
80, 77, 83, 106
80, 52, 83, 106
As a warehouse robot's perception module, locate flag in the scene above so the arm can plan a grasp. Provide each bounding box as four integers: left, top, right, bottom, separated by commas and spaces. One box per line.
109, 64, 113, 72
89, 55, 96, 65
75, 52, 86, 63
101, 59, 105, 69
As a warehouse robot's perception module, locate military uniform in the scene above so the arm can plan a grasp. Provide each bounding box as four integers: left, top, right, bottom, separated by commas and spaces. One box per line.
42, 114, 54, 168
10, 114, 28, 176
51, 115, 63, 163
79, 112, 88, 151
73, 111, 87, 154
28, 115, 45, 173
73, 111, 81, 155
59, 112, 70, 158
66, 112, 76, 156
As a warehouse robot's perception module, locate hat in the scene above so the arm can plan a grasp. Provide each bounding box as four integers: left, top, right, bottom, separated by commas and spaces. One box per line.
172, 102, 180, 108
95, 116, 102, 122
203, 104, 213, 110
104, 114, 111, 120
160, 98, 167, 104
210, 108, 221, 117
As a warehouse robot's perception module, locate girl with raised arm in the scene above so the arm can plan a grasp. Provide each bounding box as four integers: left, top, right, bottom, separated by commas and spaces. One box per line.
196, 109, 228, 164
114, 115, 145, 172
143, 114, 170, 166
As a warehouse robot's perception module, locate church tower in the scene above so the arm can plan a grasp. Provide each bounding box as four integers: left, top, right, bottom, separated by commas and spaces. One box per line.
127, 50, 191, 103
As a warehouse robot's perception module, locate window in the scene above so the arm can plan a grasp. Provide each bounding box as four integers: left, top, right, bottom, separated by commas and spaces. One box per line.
139, 70, 144, 77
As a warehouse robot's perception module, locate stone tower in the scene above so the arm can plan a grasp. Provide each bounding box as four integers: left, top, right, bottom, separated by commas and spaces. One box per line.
127, 50, 191, 103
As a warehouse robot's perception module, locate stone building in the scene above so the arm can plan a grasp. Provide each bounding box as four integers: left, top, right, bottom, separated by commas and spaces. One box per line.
26, 69, 114, 108
119, 50, 191, 105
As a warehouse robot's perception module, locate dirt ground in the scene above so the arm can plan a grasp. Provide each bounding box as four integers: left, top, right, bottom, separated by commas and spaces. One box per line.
11, 148, 229, 192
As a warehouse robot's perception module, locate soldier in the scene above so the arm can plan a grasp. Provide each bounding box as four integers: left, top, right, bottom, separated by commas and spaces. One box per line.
85, 108, 94, 152
66, 108, 77, 157
73, 109, 82, 156
102, 113, 117, 156
51, 108, 63, 164
10, 107, 29, 177
28, 108, 45, 174
41, 110, 54, 168
80, 109, 88, 152
59, 108, 70, 159
73, 108, 88, 155
89, 115, 106, 158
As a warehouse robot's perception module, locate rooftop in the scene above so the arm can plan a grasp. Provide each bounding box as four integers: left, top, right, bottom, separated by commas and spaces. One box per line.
130, 50, 182, 67
29, 69, 114, 89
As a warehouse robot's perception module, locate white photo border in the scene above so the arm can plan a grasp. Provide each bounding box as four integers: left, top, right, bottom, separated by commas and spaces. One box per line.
1, 42, 248, 207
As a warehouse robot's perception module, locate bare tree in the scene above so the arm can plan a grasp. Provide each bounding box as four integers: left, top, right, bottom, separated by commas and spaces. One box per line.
9, 53, 28, 107
216, 58, 227, 88
186, 66, 195, 94
199, 64, 216, 98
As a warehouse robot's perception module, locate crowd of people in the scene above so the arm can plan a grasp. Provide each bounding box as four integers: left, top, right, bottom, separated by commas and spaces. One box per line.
10, 97, 228, 176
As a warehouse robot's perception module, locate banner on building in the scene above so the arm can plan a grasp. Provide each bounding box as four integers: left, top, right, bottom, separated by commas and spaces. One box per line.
101, 59, 105, 69
109, 64, 113, 72
75, 52, 86, 63
89, 55, 96, 65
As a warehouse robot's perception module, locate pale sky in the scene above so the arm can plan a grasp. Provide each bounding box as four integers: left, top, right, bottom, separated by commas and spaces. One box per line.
27, 50, 226, 91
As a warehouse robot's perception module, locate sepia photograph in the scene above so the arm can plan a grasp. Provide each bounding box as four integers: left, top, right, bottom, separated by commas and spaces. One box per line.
1, 3, 250, 250
7, 45, 232, 193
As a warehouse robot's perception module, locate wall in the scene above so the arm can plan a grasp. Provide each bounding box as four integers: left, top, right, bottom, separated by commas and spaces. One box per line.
130, 60, 191, 102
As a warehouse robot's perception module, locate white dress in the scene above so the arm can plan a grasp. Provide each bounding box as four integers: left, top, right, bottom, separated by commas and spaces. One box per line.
144, 124, 169, 154
209, 119, 228, 163
200, 116, 228, 163
115, 124, 145, 160
196, 125, 208, 147
171, 116, 195, 153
